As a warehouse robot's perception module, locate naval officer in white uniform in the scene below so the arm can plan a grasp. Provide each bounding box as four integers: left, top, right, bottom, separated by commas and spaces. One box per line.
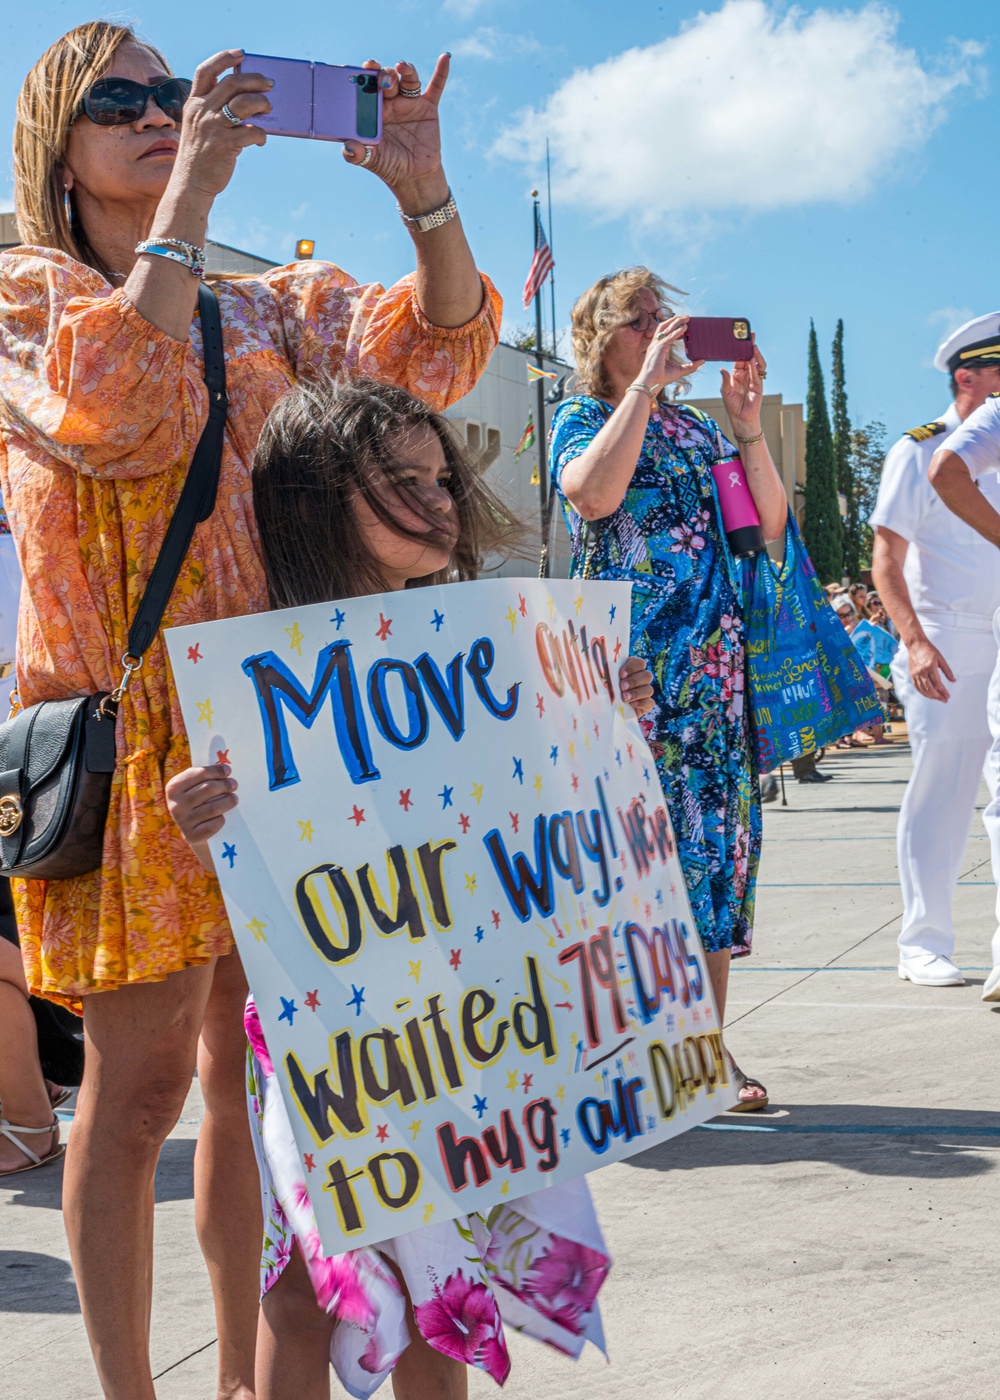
929, 380, 1000, 1000
870, 314, 1000, 986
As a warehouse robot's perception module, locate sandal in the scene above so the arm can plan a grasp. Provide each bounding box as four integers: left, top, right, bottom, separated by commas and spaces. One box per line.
47, 1082, 72, 1110
0, 1117, 65, 1176
728, 1061, 769, 1112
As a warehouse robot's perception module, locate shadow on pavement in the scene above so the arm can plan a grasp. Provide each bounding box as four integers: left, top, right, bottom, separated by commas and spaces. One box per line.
625, 1104, 1000, 1180
1, 1138, 196, 1210
0, 1250, 79, 1313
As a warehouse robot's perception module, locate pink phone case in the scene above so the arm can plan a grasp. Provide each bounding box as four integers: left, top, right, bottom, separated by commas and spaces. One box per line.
237, 54, 383, 144
684, 317, 754, 362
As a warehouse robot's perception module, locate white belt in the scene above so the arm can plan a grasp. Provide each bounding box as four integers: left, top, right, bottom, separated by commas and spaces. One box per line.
918, 607, 997, 634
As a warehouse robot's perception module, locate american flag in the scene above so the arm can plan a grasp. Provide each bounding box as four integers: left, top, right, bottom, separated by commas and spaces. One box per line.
522, 208, 555, 308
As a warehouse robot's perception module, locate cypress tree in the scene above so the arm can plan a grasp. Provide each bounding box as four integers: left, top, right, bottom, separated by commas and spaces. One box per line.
803, 321, 843, 583
831, 319, 859, 579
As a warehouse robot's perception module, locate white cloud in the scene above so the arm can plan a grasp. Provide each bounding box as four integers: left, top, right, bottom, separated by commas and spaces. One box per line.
494, 0, 984, 223
442, 0, 490, 16
452, 28, 541, 61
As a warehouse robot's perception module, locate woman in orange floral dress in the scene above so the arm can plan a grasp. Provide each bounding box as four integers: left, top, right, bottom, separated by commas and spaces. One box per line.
0, 22, 500, 1400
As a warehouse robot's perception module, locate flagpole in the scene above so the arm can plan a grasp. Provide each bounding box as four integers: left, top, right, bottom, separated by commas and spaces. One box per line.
546, 139, 556, 358
531, 192, 549, 572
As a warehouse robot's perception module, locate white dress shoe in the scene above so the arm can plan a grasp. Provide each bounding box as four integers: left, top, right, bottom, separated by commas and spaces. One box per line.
898, 953, 965, 987
982, 967, 1000, 1002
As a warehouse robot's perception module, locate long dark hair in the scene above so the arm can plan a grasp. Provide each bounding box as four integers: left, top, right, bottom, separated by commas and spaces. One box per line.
251, 377, 523, 610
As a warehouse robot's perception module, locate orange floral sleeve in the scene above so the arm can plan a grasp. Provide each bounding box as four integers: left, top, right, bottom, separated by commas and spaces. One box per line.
257, 260, 502, 410
0, 248, 207, 479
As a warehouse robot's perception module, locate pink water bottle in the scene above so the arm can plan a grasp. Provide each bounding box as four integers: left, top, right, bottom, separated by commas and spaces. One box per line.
710, 435, 766, 561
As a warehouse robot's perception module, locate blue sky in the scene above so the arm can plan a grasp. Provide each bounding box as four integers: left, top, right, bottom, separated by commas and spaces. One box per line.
2, 0, 997, 440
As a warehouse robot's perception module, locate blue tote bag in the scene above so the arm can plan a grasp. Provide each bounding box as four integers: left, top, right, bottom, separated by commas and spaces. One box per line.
735, 514, 882, 771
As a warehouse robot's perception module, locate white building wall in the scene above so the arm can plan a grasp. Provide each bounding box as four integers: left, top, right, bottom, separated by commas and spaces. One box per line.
444, 342, 574, 579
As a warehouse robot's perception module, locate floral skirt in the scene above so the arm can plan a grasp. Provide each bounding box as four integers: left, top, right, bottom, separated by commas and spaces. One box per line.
245, 999, 609, 1398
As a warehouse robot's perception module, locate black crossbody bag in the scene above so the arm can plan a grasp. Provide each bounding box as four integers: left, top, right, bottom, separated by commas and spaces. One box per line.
0, 284, 227, 879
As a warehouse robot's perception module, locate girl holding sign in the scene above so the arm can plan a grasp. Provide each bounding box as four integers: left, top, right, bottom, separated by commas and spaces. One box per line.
168, 378, 655, 1400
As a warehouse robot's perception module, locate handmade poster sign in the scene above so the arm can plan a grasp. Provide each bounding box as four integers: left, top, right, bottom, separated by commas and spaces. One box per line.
166, 578, 735, 1253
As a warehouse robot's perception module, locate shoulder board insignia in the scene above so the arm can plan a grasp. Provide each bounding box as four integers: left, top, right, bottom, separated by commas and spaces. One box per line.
903, 421, 947, 442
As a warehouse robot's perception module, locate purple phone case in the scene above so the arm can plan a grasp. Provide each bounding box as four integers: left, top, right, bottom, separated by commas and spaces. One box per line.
684, 318, 754, 362
237, 54, 383, 144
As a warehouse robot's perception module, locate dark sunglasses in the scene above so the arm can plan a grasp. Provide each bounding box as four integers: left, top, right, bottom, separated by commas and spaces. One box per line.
75, 77, 192, 127
626, 307, 666, 336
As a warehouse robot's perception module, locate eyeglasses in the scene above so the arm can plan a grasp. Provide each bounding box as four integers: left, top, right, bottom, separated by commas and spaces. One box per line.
625, 307, 666, 336
75, 77, 192, 127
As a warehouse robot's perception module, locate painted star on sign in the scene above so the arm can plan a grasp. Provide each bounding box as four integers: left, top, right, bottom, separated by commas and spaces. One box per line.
509, 811, 519, 833
522, 1073, 533, 1094
449, 949, 462, 970
407, 960, 421, 983
573, 595, 584, 615
278, 997, 297, 1026
304, 1153, 315, 1173
470, 782, 484, 804
518, 593, 527, 617
464, 873, 477, 895
571, 773, 579, 792
187, 644, 202, 664
535, 692, 545, 717
613, 638, 622, 661
549, 745, 558, 765
431, 609, 445, 631
221, 843, 237, 868
298, 820, 314, 843
423, 1203, 435, 1223
304, 989, 321, 1011
246, 917, 266, 942
560, 1128, 571, 1146
376, 612, 392, 641
500, 1181, 510, 1197
532, 774, 543, 797
512, 757, 524, 784
399, 789, 413, 811
459, 813, 471, 834
504, 605, 517, 633
375, 1124, 389, 1143
347, 985, 366, 1016
349, 805, 365, 826
409, 1119, 422, 1140
505, 1069, 519, 1092
285, 622, 305, 655
609, 604, 617, 623
439, 785, 453, 809
475, 926, 484, 943
491, 909, 501, 928
331, 608, 346, 630
473, 1095, 488, 1119
196, 698, 214, 726
216, 748, 230, 764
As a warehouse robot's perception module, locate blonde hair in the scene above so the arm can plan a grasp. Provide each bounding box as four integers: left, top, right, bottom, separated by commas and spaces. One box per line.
570, 266, 686, 400
13, 21, 169, 274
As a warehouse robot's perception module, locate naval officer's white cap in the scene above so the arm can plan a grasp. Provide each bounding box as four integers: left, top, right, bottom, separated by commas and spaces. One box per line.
934, 312, 1000, 375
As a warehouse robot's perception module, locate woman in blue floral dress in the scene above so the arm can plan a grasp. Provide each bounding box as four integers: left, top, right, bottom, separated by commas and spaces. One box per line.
549, 268, 788, 1108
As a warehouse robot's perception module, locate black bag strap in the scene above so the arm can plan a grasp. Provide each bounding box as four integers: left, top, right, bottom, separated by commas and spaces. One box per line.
125, 284, 227, 662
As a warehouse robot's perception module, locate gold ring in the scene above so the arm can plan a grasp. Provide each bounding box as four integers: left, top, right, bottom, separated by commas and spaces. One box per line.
759, 369, 767, 378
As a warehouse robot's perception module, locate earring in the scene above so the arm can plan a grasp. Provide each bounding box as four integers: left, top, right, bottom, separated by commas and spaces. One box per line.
63, 187, 72, 222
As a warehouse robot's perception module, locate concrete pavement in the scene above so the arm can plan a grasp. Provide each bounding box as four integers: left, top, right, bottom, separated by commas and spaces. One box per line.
2, 733, 997, 1399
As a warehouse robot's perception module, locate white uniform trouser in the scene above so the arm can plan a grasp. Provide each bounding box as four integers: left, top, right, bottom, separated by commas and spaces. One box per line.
983, 612, 1000, 968
891, 619, 997, 962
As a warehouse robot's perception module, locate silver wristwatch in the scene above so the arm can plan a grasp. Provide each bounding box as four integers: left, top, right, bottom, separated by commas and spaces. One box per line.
398, 189, 458, 234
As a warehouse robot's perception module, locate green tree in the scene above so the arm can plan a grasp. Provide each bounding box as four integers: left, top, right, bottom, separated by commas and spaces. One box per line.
802, 321, 843, 583
831, 320, 860, 579
848, 420, 887, 569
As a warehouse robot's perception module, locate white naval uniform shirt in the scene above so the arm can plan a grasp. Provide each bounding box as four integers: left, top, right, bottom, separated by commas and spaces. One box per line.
869, 402, 1000, 627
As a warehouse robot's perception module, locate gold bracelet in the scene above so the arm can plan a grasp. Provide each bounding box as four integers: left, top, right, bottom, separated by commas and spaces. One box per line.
734, 431, 764, 445
626, 382, 661, 411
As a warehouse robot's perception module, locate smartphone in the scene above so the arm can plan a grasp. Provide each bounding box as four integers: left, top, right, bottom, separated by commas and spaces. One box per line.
684, 317, 754, 363
236, 53, 383, 144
